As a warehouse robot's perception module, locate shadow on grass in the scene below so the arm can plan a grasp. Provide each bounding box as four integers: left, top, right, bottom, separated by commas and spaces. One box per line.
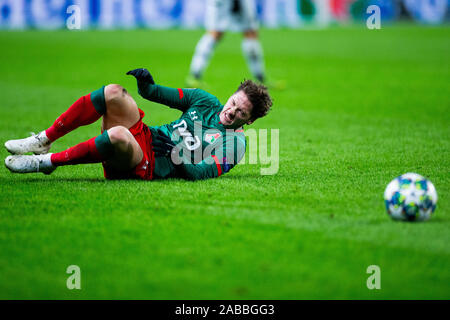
2, 172, 272, 184
0, 176, 106, 183
220, 173, 267, 180
355, 216, 446, 225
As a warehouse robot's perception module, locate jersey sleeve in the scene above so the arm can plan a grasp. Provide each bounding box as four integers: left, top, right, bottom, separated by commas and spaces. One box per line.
176, 132, 246, 181
176, 156, 222, 181
137, 82, 220, 112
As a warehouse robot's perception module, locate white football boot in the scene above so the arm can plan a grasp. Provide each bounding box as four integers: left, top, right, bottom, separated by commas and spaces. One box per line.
4, 131, 52, 155
5, 154, 56, 175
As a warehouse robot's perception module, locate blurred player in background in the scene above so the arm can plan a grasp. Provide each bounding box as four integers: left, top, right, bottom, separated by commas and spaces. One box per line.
186, 0, 282, 88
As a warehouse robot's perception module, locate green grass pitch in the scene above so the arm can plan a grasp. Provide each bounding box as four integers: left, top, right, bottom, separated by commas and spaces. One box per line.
0, 25, 449, 299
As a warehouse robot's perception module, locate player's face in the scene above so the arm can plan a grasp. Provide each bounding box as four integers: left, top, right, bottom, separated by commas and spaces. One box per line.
220, 90, 254, 128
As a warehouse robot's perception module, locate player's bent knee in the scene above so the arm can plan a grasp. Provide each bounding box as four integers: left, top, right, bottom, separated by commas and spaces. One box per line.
106, 126, 142, 167
104, 84, 126, 103
107, 126, 131, 146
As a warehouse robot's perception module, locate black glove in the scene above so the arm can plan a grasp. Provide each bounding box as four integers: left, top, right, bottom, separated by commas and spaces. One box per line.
152, 130, 178, 158
126, 68, 155, 84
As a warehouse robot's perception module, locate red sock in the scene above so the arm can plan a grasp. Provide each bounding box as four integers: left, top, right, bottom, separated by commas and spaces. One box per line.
45, 93, 102, 142
50, 137, 104, 166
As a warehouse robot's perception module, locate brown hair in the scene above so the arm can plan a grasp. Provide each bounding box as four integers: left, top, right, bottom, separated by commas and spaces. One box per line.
236, 80, 272, 121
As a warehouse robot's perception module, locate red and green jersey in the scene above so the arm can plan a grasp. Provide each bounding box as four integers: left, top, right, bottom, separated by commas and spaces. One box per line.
137, 82, 246, 180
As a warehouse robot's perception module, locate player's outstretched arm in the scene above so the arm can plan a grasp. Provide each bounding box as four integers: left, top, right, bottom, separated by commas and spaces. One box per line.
127, 68, 193, 112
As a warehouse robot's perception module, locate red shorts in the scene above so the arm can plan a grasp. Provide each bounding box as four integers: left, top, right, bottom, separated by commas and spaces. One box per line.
103, 108, 155, 180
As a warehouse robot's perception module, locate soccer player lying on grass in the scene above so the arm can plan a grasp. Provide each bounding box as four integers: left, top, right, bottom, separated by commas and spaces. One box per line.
4, 68, 272, 181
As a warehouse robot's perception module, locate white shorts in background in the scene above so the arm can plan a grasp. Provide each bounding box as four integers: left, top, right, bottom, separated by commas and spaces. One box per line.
205, 0, 259, 32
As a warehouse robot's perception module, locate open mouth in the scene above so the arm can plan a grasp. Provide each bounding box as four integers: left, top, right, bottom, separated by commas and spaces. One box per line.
225, 112, 232, 123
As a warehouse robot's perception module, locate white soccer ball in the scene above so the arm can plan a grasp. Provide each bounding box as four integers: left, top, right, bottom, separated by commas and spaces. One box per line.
384, 173, 438, 222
